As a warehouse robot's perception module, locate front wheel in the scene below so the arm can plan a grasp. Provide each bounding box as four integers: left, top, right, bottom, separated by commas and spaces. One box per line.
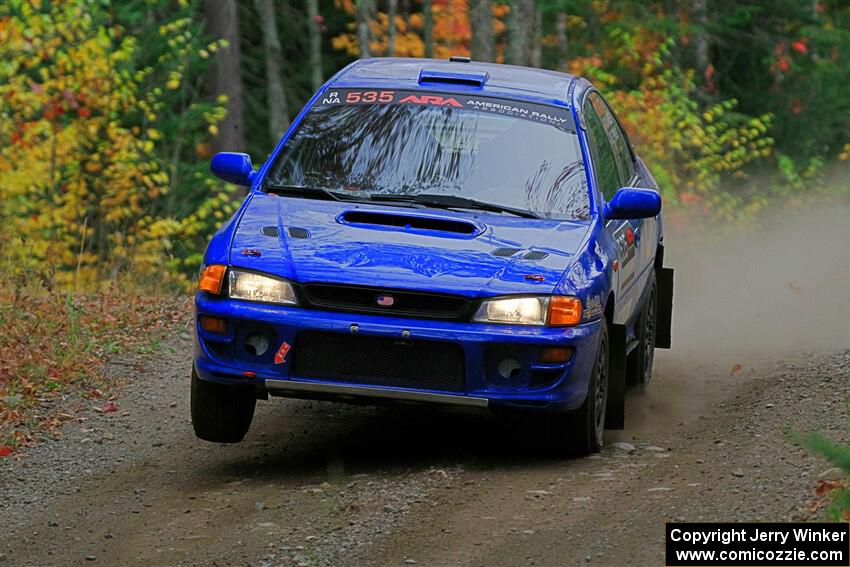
191, 368, 256, 443
549, 322, 609, 456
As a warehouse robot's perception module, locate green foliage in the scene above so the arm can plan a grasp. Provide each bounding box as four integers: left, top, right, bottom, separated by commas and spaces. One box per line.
801, 431, 850, 521
572, 33, 775, 223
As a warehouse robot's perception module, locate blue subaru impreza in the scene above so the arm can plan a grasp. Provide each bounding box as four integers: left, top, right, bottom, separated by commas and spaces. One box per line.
192, 57, 673, 454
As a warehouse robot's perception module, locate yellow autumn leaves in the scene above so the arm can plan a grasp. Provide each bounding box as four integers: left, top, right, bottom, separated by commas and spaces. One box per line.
0, 0, 229, 290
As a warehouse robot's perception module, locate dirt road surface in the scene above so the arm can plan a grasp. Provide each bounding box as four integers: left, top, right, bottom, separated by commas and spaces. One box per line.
2, 205, 848, 567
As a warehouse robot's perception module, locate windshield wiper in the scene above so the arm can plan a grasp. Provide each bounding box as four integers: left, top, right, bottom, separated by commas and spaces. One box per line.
369, 193, 541, 219
263, 184, 367, 203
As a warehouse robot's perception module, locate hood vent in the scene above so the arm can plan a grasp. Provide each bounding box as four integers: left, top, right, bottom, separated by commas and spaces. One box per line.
523, 251, 549, 260
260, 226, 280, 238
341, 211, 477, 236
491, 247, 520, 257
288, 227, 310, 239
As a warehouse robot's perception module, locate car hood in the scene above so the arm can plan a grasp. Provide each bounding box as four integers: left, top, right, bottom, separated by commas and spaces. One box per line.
229, 193, 591, 297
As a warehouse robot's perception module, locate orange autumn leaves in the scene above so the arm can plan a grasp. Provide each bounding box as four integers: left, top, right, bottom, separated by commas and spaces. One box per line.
332, 0, 509, 60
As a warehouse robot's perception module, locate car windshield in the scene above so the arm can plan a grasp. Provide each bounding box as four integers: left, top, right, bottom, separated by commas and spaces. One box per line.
264, 89, 590, 220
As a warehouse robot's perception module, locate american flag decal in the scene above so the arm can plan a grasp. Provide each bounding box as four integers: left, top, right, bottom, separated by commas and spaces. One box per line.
376, 295, 395, 307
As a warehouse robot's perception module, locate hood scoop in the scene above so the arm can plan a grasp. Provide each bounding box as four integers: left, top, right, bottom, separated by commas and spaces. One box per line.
339, 210, 480, 238
260, 226, 280, 238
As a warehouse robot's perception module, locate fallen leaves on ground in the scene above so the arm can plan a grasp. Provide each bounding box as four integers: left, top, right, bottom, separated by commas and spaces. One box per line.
0, 280, 190, 455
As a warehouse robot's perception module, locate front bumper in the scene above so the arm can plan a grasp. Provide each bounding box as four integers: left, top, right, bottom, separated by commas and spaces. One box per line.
194, 293, 602, 413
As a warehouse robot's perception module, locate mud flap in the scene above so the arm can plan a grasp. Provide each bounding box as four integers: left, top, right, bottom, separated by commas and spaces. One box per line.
656, 267, 674, 349
605, 323, 626, 430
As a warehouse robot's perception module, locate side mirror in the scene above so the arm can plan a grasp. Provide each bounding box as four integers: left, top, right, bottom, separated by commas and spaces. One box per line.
211, 152, 255, 186
603, 187, 661, 220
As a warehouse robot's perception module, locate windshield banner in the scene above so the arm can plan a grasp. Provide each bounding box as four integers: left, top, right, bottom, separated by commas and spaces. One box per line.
316, 88, 575, 132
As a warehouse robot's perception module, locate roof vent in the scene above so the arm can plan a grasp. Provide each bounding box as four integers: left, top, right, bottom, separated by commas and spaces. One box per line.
260, 226, 279, 238
491, 247, 521, 257
523, 251, 549, 260
288, 227, 310, 239
418, 69, 488, 88
449, 55, 471, 63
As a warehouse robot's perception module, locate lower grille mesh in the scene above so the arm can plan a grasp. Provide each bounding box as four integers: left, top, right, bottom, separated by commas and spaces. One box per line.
293, 331, 465, 392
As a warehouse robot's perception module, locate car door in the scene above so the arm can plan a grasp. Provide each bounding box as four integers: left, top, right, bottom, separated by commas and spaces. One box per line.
596, 95, 659, 291
583, 92, 643, 324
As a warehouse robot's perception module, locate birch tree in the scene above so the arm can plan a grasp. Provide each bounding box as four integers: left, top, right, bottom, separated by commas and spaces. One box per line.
307, 0, 323, 89
253, 0, 289, 142
469, 0, 495, 62
203, 0, 246, 152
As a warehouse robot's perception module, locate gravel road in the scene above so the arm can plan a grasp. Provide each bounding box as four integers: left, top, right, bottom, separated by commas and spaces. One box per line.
1, 343, 847, 567
2, 205, 848, 567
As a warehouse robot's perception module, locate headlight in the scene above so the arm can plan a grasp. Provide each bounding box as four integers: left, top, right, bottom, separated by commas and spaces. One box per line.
473, 295, 582, 326
228, 269, 297, 305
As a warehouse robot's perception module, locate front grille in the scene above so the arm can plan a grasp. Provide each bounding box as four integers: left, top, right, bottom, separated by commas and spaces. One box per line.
292, 331, 466, 392
299, 283, 473, 320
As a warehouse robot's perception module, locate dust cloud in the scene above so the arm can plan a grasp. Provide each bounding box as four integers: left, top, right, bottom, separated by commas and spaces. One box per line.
663, 197, 850, 366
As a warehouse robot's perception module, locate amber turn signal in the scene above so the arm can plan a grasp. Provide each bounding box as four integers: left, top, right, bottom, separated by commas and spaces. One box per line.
547, 296, 582, 326
199, 316, 227, 333
538, 346, 574, 363
199, 264, 226, 294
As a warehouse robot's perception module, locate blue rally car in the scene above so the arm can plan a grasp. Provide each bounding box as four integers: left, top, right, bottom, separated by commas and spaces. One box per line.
192, 57, 674, 455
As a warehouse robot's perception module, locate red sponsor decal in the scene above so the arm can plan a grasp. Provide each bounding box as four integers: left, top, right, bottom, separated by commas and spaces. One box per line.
274, 342, 291, 365
346, 90, 394, 103
398, 94, 463, 108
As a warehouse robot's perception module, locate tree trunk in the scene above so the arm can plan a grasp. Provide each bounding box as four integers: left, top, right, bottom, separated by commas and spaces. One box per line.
693, 0, 709, 81
387, 0, 397, 56
356, 0, 371, 58
531, 7, 542, 68
469, 0, 494, 62
203, 0, 246, 153
307, 0, 323, 89
423, 0, 433, 58
507, 0, 534, 66
253, 0, 289, 143
556, 12, 568, 64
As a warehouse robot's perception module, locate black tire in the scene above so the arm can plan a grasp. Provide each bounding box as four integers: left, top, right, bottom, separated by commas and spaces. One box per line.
558, 322, 609, 456
627, 270, 657, 388
191, 368, 256, 443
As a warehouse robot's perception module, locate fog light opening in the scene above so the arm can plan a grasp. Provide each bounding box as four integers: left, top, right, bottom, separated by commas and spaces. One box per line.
539, 346, 574, 364
200, 316, 227, 334
497, 357, 523, 380
244, 333, 270, 356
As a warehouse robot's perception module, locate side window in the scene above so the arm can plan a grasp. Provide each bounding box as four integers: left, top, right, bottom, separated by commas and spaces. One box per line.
588, 92, 635, 188
583, 97, 620, 202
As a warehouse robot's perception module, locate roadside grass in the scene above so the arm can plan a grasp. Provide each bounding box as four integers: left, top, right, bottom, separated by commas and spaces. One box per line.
0, 276, 191, 455
799, 428, 850, 521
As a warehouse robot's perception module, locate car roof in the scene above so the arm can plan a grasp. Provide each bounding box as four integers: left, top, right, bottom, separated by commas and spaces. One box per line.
330, 57, 581, 108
